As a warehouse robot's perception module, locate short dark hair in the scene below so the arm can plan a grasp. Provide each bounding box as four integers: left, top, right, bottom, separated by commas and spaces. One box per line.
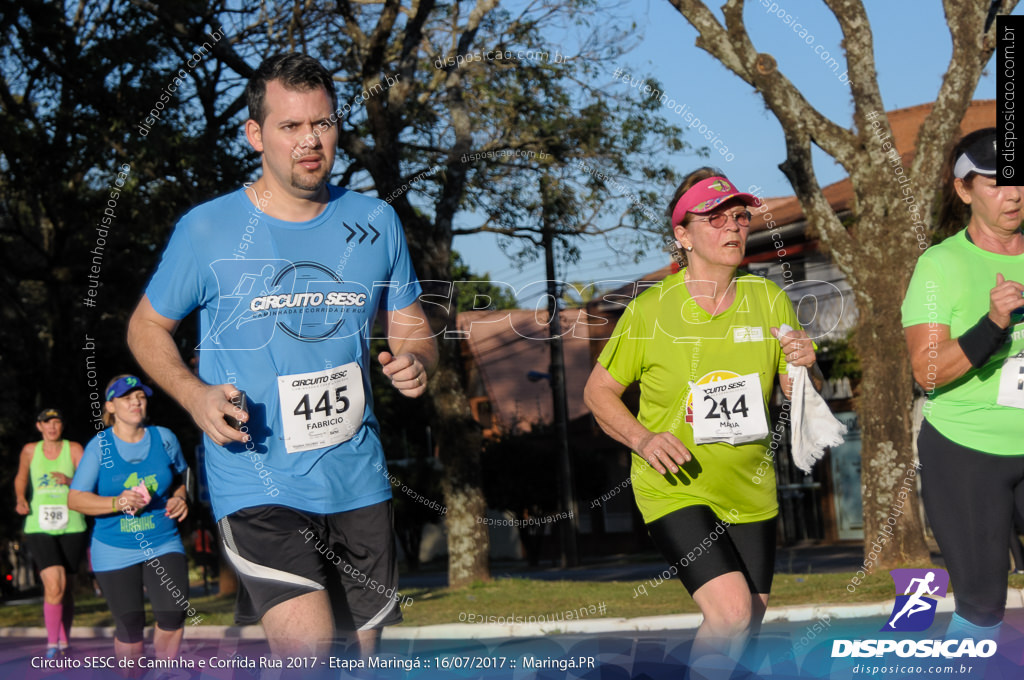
246, 53, 337, 126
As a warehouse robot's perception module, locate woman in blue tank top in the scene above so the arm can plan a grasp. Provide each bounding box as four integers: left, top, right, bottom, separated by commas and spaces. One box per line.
69, 375, 192, 668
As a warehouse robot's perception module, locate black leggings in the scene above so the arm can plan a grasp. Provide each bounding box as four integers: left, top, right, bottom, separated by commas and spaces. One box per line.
919, 419, 1024, 626
94, 552, 189, 643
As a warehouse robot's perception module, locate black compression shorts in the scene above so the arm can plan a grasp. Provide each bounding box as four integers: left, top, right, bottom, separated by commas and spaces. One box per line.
646, 504, 777, 595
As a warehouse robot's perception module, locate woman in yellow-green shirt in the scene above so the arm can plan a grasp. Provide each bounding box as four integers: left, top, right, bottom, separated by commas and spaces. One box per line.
584, 167, 818, 660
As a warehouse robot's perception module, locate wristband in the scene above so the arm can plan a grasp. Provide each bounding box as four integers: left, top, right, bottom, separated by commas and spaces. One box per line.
111, 496, 117, 512
957, 313, 1009, 368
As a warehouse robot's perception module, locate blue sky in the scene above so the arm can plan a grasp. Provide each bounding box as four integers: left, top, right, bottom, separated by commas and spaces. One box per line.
454, 1, 1014, 303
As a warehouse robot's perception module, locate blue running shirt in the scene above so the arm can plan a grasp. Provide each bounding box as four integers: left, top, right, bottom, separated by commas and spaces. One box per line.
145, 185, 422, 520
73, 427, 187, 571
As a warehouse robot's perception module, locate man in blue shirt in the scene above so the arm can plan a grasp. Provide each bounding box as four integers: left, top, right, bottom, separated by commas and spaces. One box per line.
127, 53, 437, 659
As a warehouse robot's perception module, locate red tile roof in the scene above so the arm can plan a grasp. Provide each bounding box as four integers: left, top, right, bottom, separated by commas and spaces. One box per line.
456, 309, 595, 432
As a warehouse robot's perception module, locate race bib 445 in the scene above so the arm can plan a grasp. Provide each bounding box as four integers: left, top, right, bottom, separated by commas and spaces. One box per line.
278, 362, 366, 453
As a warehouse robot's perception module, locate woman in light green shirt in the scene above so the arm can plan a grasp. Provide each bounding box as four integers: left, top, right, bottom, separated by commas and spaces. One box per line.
903, 127, 1024, 640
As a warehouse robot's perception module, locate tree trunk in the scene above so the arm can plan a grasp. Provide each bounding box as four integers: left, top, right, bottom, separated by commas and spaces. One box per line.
852, 258, 930, 570
415, 226, 491, 586
430, 332, 490, 587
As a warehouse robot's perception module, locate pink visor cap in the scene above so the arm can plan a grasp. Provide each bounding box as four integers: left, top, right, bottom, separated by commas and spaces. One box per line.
671, 176, 761, 226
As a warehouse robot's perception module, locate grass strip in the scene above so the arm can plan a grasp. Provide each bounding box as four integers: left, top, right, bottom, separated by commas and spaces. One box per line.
4, 570, 1013, 629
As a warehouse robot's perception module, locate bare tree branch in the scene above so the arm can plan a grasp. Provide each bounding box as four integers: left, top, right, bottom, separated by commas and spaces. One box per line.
670, 0, 858, 164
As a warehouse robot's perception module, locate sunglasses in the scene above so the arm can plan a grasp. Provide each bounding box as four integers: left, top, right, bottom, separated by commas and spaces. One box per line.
690, 210, 753, 229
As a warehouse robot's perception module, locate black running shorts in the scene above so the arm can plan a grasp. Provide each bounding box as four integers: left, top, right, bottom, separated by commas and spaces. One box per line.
23, 531, 88, 573
218, 501, 402, 630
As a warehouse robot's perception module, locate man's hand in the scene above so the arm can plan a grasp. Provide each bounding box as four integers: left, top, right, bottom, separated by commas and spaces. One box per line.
15, 499, 29, 515
378, 351, 428, 397
184, 384, 250, 445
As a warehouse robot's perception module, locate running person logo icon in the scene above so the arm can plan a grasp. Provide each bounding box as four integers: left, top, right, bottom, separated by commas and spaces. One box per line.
882, 568, 950, 632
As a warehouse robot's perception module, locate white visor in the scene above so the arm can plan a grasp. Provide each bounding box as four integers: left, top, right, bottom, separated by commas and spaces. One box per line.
953, 152, 996, 179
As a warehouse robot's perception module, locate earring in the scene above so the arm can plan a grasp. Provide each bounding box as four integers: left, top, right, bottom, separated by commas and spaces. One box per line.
686, 246, 693, 252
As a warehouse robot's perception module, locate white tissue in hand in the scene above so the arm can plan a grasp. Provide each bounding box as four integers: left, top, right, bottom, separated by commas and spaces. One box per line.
778, 324, 847, 473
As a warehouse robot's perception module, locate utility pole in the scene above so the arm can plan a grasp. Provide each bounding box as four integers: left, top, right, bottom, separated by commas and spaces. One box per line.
540, 175, 579, 568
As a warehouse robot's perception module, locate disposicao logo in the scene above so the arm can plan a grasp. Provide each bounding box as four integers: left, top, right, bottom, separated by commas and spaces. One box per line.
882, 568, 949, 632
831, 567, 997, 660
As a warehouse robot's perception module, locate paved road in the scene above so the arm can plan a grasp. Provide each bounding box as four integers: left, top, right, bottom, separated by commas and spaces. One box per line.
399, 544, 894, 590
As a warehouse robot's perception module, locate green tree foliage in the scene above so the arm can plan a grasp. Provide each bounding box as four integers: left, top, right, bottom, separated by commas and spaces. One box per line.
450, 251, 518, 312
0, 2, 253, 536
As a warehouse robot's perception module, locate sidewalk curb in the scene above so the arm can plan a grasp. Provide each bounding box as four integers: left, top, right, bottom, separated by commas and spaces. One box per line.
4, 589, 1021, 640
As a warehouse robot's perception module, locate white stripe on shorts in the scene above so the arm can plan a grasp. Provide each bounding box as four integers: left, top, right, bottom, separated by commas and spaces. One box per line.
359, 599, 397, 631
219, 516, 323, 590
